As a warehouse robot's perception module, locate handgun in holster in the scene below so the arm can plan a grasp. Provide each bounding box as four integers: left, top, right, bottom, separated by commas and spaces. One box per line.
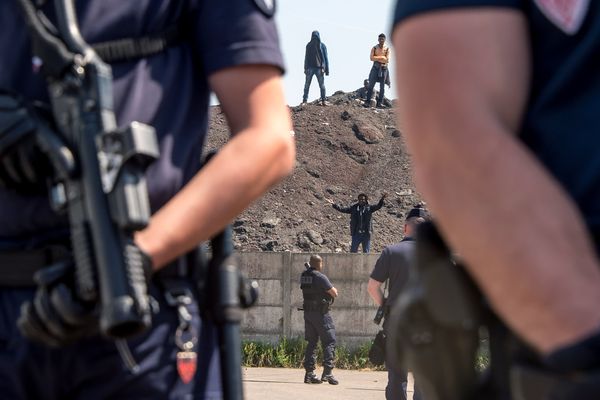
386, 221, 513, 400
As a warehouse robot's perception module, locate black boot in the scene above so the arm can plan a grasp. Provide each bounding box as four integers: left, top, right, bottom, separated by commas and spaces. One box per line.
321, 369, 339, 385
304, 371, 322, 384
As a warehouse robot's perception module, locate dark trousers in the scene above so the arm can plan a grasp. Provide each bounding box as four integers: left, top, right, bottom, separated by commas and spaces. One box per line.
303, 67, 326, 102
351, 232, 371, 253
366, 65, 386, 106
384, 322, 423, 400
0, 279, 222, 400
303, 311, 336, 371
386, 362, 423, 400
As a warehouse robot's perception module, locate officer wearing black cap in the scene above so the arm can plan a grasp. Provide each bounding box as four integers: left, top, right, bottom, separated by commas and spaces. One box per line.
300, 254, 339, 385
367, 204, 428, 400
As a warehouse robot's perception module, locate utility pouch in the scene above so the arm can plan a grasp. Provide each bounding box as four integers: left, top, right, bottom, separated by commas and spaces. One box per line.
0, 91, 55, 193
320, 299, 330, 314
0, 92, 36, 150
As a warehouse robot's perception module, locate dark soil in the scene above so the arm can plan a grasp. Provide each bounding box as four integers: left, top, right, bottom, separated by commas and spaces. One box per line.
205, 90, 422, 253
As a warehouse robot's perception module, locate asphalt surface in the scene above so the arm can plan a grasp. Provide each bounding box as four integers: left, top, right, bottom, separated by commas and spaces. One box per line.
243, 367, 416, 400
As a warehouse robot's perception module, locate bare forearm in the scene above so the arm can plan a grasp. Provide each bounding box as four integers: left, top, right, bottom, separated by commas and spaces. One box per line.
367, 279, 384, 306
409, 119, 600, 353
137, 127, 294, 269
394, 10, 600, 354
136, 66, 294, 269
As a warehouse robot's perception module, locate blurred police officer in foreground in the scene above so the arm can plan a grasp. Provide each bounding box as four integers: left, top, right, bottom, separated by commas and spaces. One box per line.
0, 0, 295, 398
300, 255, 339, 385
392, 1, 600, 399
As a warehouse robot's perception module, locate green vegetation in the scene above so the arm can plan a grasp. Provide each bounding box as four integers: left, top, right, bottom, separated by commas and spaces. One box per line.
242, 337, 385, 370
242, 336, 491, 372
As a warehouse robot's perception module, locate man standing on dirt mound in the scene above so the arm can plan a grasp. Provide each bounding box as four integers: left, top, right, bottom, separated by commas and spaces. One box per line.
331, 193, 387, 253
302, 31, 329, 106
364, 33, 391, 109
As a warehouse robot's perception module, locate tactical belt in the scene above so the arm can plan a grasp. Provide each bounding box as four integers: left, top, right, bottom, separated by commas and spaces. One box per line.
0, 245, 70, 287
303, 300, 329, 313
0, 246, 189, 287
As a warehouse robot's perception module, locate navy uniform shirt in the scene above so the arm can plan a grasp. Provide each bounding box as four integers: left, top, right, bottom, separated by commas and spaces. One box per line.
312, 270, 334, 293
301, 268, 333, 299
0, 0, 284, 246
394, 1, 600, 234
370, 238, 414, 304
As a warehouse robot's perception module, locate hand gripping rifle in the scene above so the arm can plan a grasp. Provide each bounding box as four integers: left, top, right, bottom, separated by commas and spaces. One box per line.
16, 0, 159, 338
387, 221, 514, 400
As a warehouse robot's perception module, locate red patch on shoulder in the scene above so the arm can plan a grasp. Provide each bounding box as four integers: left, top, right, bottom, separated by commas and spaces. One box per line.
534, 0, 590, 35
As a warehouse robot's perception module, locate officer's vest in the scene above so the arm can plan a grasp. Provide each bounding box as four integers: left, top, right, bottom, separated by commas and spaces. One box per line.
300, 268, 326, 302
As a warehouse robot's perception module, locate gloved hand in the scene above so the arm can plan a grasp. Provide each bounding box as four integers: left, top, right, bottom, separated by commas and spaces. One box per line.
17, 261, 98, 347
0, 92, 54, 194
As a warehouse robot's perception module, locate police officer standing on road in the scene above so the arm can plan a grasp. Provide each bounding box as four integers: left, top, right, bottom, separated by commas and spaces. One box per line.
368, 204, 428, 400
0, 0, 295, 398
301, 254, 339, 385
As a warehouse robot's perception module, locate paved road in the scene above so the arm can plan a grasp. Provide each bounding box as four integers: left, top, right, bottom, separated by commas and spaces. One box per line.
243, 367, 416, 400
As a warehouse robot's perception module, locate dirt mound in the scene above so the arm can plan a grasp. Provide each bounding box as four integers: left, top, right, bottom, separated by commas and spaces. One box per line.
205, 89, 421, 253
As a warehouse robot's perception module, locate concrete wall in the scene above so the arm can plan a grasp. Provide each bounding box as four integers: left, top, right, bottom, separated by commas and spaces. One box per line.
238, 252, 381, 347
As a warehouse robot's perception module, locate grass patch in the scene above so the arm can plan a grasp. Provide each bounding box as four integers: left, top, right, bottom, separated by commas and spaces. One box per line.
242, 337, 385, 370
243, 336, 491, 372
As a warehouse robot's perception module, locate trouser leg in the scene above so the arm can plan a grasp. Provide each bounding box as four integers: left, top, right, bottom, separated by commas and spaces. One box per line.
362, 233, 371, 253
366, 68, 378, 104
385, 354, 408, 400
303, 70, 314, 102
321, 329, 336, 370
350, 234, 361, 253
316, 70, 326, 101
303, 318, 318, 371
377, 79, 385, 105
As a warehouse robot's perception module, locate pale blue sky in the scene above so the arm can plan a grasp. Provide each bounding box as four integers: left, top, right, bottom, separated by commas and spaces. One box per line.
275, 0, 397, 106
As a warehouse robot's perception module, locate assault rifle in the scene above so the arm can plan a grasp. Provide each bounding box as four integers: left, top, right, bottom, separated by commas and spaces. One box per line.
16, 0, 159, 338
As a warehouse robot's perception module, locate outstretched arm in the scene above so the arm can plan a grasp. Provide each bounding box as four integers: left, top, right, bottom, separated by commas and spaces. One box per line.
332, 203, 352, 213
136, 65, 295, 269
393, 8, 600, 354
370, 194, 386, 212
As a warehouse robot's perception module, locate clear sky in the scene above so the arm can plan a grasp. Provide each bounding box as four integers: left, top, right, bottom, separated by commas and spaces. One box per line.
275, 0, 397, 106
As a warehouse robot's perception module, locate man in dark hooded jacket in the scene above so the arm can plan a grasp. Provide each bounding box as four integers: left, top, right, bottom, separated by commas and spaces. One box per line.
303, 31, 329, 106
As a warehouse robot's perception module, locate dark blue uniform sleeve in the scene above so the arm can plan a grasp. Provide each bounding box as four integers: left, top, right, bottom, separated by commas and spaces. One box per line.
315, 273, 333, 291
192, 0, 285, 76
394, 0, 523, 27
370, 247, 390, 282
